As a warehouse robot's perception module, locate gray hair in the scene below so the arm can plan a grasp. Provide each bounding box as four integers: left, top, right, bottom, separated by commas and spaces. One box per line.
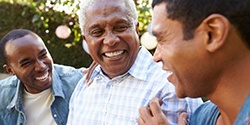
78, 0, 138, 35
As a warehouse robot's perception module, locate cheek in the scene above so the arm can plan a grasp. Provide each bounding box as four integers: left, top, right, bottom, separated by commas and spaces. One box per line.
15, 69, 31, 82
86, 39, 100, 53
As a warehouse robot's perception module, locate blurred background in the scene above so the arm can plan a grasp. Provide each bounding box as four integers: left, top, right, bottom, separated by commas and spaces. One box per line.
0, 0, 156, 79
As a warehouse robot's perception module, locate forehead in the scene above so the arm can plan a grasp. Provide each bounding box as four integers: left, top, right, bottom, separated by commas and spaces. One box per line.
151, 2, 182, 38
84, 1, 129, 27
151, 2, 169, 35
5, 34, 45, 56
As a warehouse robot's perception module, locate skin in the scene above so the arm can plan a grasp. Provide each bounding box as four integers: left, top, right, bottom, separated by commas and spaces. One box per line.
3, 33, 53, 94
151, 2, 219, 99
139, 2, 250, 125
82, 0, 140, 79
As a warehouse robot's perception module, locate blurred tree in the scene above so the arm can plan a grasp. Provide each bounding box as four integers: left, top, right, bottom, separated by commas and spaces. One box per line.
16, 0, 152, 45
0, 0, 152, 72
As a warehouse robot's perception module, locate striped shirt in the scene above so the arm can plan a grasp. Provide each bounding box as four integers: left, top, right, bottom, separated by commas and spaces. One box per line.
67, 47, 203, 125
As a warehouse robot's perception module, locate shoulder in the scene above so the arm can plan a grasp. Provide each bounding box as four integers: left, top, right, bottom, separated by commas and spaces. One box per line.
189, 101, 220, 125
53, 64, 85, 77
0, 76, 19, 89
0, 76, 19, 109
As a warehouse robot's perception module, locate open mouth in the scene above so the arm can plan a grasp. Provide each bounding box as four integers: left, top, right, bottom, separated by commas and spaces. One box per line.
166, 71, 173, 75
104, 50, 124, 57
35, 72, 49, 81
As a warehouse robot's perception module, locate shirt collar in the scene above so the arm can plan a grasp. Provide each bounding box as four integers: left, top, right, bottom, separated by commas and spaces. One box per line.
7, 66, 64, 109
89, 46, 153, 81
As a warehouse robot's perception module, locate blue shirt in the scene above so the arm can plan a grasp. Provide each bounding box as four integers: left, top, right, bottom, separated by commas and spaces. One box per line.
67, 47, 203, 125
190, 94, 250, 125
189, 101, 220, 125
235, 93, 250, 125
0, 64, 84, 125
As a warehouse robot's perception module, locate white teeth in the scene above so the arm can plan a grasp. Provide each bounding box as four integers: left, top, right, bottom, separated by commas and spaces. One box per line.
35, 72, 49, 81
104, 50, 123, 57
166, 71, 173, 75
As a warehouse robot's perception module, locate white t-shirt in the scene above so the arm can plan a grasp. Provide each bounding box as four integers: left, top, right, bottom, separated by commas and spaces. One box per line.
23, 88, 56, 125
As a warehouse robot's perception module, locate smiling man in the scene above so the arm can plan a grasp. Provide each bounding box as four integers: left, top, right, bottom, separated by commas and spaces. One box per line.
138, 0, 250, 125
0, 29, 85, 125
66, 0, 203, 124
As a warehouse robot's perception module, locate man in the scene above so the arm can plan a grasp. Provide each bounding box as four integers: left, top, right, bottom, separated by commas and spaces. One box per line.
0, 29, 85, 125
67, 0, 203, 124
138, 0, 250, 125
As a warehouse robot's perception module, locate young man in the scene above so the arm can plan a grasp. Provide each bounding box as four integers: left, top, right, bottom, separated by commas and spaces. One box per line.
138, 0, 250, 125
67, 0, 203, 124
0, 29, 85, 125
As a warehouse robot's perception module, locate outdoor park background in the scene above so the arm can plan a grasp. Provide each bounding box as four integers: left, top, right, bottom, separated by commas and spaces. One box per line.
0, 0, 154, 78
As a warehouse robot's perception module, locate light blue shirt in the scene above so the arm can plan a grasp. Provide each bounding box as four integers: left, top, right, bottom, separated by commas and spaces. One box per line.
67, 47, 203, 125
235, 93, 250, 125
190, 94, 250, 125
189, 101, 220, 125
0, 64, 84, 125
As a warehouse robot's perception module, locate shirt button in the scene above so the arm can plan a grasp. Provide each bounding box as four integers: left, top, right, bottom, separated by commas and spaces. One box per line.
53, 114, 57, 117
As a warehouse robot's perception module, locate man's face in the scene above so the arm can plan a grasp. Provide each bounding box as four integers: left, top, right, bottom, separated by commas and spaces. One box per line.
152, 2, 214, 98
4, 34, 53, 94
83, 0, 140, 78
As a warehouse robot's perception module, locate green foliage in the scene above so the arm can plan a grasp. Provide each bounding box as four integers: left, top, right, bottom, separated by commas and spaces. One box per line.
0, 0, 152, 73
136, 0, 152, 36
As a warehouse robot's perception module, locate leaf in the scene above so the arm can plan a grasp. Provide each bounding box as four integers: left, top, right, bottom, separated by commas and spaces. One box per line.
32, 14, 40, 23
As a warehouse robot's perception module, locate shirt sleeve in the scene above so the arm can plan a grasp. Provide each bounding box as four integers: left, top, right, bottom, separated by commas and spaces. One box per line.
160, 86, 203, 125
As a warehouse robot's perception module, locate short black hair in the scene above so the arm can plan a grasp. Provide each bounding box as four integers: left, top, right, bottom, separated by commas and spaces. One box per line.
152, 0, 250, 47
0, 29, 33, 64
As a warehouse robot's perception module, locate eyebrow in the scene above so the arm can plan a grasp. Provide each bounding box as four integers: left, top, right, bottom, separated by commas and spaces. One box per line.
152, 31, 158, 37
88, 24, 102, 31
88, 19, 131, 30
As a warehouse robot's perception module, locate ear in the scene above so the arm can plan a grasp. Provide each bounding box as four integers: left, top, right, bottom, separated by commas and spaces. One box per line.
3, 64, 15, 75
82, 35, 86, 41
136, 22, 139, 34
202, 14, 230, 52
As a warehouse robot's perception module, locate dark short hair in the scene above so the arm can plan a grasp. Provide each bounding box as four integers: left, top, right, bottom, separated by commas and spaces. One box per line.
0, 29, 33, 64
152, 0, 250, 47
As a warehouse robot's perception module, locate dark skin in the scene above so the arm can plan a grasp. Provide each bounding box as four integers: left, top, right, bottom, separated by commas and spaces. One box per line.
3, 33, 53, 94
139, 1, 250, 125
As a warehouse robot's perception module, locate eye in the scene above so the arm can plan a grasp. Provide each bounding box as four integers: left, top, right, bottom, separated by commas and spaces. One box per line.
114, 25, 128, 32
156, 37, 164, 45
20, 61, 31, 67
40, 52, 48, 58
91, 29, 104, 37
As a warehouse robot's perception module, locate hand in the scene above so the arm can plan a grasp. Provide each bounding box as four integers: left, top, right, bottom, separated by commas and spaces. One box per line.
138, 97, 169, 125
138, 98, 188, 125
178, 112, 188, 125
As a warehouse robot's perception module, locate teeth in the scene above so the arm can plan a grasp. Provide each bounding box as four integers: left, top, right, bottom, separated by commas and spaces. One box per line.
166, 71, 173, 75
104, 50, 123, 57
35, 72, 49, 81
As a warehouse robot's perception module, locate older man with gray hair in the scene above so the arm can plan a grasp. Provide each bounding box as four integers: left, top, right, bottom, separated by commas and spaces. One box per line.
67, 0, 203, 124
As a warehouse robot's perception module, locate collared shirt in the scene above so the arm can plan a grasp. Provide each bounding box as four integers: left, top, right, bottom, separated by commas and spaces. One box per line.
235, 93, 250, 125
0, 64, 84, 125
67, 47, 203, 125
190, 94, 250, 125
189, 101, 220, 125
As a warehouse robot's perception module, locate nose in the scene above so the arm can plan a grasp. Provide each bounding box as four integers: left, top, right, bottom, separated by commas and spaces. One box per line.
103, 31, 119, 46
35, 60, 46, 71
153, 45, 162, 62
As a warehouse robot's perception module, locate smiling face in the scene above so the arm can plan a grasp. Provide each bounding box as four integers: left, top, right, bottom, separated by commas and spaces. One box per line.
4, 33, 53, 94
152, 2, 218, 98
83, 0, 140, 78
